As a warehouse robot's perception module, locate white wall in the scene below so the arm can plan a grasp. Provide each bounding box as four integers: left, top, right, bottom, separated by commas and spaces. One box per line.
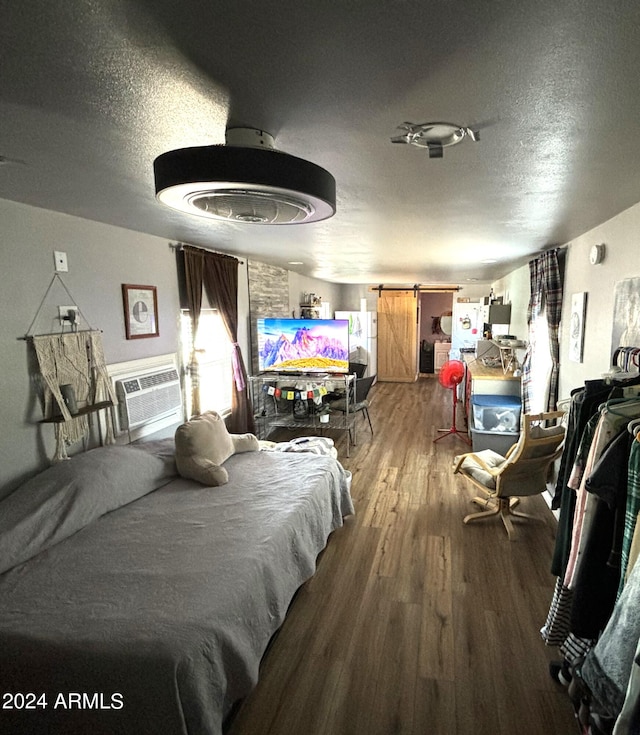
287, 272, 343, 317
491, 264, 530, 343
0, 199, 182, 494
491, 202, 640, 404
335, 284, 376, 312
558, 202, 640, 401
0, 198, 344, 495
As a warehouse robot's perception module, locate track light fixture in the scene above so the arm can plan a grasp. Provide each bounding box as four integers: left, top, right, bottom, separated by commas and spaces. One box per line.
391, 121, 479, 159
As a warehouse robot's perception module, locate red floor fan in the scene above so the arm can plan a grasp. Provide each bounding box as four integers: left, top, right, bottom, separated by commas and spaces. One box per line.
433, 359, 471, 445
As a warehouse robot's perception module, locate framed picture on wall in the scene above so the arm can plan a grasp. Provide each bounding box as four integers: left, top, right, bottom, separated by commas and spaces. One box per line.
122, 284, 159, 339
569, 291, 587, 363
611, 277, 640, 355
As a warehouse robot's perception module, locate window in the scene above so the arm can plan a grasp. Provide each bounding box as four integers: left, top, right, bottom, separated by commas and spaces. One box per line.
527, 297, 553, 414
180, 309, 233, 417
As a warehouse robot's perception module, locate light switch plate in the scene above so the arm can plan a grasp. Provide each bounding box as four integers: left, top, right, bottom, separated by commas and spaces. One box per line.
53, 250, 68, 272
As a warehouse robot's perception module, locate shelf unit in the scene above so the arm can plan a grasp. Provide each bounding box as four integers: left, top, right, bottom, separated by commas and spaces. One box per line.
299, 303, 322, 319
250, 374, 355, 456
39, 400, 114, 424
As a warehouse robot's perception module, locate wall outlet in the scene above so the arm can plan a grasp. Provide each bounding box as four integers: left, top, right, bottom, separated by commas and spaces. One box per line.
53, 250, 68, 272
58, 305, 78, 323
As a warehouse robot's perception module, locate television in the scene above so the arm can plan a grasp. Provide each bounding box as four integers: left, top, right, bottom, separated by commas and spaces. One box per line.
257, 318, 349, 374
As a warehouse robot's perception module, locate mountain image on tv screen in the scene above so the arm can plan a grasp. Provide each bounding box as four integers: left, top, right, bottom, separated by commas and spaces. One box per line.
257, 318, 349, 373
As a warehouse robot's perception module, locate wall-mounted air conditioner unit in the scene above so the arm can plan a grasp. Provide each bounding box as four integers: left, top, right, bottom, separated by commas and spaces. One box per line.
115, 366, 182, 430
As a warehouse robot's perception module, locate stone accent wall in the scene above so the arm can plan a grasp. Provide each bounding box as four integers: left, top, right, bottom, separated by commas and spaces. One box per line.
247, 260, 290, 374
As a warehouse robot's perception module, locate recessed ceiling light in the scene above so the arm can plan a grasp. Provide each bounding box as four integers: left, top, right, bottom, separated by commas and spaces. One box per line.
466, 278, 479, 282
288, 261, 304, 265
481, 259, 497, 264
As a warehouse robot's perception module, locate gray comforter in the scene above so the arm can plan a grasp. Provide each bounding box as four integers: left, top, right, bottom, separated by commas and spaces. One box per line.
0, 443, 353, 735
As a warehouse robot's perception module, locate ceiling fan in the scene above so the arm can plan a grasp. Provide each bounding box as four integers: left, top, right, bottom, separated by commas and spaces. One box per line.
154, 128, 336, 225
391, 121, 480, 158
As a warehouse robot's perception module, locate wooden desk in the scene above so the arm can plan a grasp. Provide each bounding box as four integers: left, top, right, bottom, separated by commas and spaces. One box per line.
463, 355, 521, 398
462, 355, 522, 453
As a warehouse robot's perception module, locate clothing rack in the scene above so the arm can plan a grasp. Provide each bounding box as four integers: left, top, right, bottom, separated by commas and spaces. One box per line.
541, 347, 640, 735
602, 346, 640, 389
612, 345, 640, 373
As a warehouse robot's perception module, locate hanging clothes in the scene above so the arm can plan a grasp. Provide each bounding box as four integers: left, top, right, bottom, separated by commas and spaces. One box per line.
609, 434, 640, 734
566, 401, 640, 591
551, 380, 613, 573
619, 438, 640, 599
542, 386, 610, 652
570, 428, 634, 639
611, 637, 640, 735
542, 387, 640, 657
541, 366, 640, 734
581, 554, 640, 723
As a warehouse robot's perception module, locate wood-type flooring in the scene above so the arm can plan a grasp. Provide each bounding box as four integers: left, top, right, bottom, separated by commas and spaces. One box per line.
228, 378, 578, 735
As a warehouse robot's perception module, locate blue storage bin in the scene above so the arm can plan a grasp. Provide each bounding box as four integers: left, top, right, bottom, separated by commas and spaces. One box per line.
471, 394, 521, 433
470, 428, 519, 456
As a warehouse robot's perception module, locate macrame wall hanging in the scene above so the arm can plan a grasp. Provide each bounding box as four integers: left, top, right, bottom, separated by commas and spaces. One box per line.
23, 274, 117, 461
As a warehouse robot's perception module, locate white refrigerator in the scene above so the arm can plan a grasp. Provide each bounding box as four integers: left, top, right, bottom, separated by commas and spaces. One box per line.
450, 301, 483, 359
335, 311, 378, 378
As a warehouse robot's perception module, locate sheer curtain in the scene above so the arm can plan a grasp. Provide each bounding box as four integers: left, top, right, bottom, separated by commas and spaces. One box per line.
180, 246, 255, 433
522, 248, 564, 414
182, 248, 204, 416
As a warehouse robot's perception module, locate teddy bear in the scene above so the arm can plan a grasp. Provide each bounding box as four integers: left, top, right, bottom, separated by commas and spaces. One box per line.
174, 410, 259, 486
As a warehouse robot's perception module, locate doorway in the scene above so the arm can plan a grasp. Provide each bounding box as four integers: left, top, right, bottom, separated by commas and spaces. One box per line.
418, 292, 453, 374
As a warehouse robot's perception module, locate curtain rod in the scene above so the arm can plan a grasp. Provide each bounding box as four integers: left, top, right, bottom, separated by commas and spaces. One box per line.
169, 242, 244, 265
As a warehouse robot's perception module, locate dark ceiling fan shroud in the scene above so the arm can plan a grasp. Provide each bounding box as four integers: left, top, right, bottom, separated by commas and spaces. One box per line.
153, 128, 336, 225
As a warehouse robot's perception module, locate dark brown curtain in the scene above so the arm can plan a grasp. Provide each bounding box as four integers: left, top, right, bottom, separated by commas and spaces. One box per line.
181, 245, 255, 433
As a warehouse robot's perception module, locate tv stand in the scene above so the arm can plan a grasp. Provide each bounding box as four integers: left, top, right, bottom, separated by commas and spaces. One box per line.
260, 371, 341, 379
249, 374, 355, 456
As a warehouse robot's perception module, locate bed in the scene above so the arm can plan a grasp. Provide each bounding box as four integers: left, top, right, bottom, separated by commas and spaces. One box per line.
0, 440, 353, 735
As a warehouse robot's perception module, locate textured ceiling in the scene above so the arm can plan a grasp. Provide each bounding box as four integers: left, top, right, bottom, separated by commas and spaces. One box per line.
2, 0, 640, 284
